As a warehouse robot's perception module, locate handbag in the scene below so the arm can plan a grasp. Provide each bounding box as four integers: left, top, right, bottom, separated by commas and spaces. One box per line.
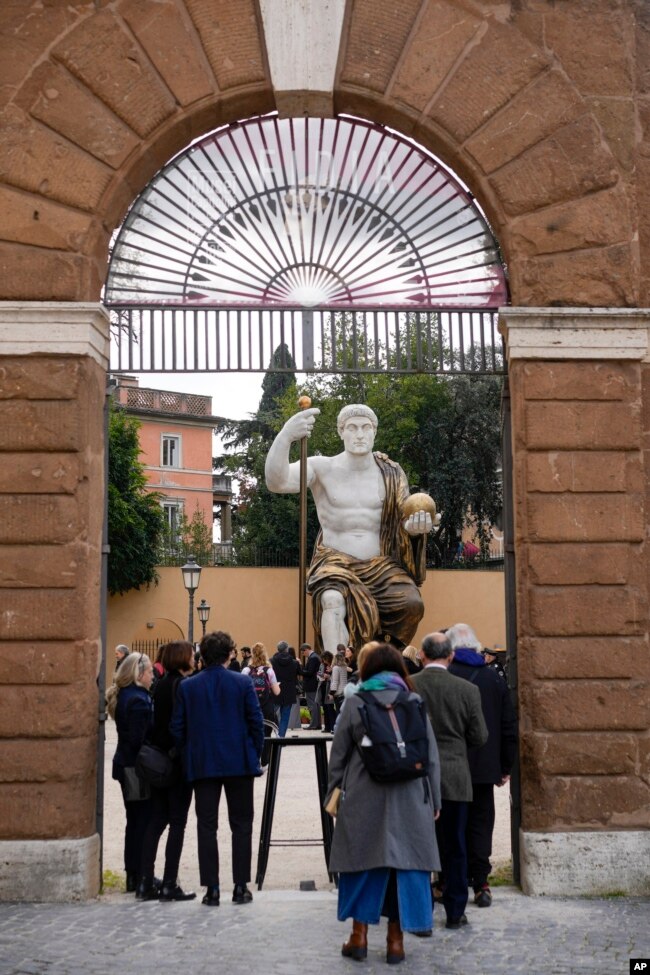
122, 765, 151, 801
324, 786, 342, 817
135, 743, 180, 789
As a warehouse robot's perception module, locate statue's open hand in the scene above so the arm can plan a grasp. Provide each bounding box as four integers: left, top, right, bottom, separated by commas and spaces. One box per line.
283, 408, 320, 441
403, 511, 434, 535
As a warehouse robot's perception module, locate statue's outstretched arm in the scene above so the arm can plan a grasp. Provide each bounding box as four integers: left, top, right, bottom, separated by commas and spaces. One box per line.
265, 408, 320, 493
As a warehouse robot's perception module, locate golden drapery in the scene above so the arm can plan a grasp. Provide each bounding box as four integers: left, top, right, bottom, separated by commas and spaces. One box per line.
307, 453, 426, 650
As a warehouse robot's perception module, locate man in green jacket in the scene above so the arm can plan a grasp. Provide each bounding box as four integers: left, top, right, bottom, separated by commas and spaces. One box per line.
412, 632, 488, 929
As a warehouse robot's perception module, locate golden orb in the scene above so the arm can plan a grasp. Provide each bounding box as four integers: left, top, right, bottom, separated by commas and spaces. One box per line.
402, 492, 436, 519
298, 395, 312, 410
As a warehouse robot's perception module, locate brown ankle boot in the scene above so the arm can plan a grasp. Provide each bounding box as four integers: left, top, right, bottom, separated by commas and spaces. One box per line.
342, 920, 368, 961
386, 920, 405, 965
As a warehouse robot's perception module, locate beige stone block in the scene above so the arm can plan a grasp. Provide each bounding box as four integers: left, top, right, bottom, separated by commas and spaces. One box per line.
0, 544, 81, 587
519, 360, 639, 402
340, 0, 421, 93
0, 497, 79, 544
518, 636, 650, 681
520, 829, 650, 895
525, 401, 640, 450
512, 243, 637, 307
0, 683, 98, 738
0, 186, 93, 252
0, 835, 100, 901
544, 4, 634, 98
0, 779, 96, 839
54, 10, 176, 138
521, 730, 639, 776
120, 0, 215, 106
0, 736, 96, 783
491, 116, 618, 217
466, 68, 584, 174
0, 641, 99, 685
529, 678, 650, 732
508, 185, 633, 257
0, 401, 80, 450
521, 773, 650, 830
0, 358, 82, 399
184, 0, 266, 90
525, 453, 630, 494
0, 589, 91, 640
0, 455, 80, 495
528, 586, 645, 636
0, 243, 88, 303
429, 21, 548, 141
16, 62, 139, 169
527, 542, 634, 586
0, 105, 112, 212
587, 96, 636, 172
392, 1, 481, 111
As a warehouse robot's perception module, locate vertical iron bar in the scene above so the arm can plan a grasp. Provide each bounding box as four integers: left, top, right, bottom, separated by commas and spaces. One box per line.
302, 309, 314, 371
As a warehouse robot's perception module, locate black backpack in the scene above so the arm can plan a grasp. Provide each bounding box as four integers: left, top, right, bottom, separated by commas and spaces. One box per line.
356, 690, 429, 783
250, 666, 272, 706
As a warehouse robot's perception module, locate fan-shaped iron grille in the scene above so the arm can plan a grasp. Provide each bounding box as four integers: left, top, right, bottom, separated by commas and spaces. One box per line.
106, 115, 507, 309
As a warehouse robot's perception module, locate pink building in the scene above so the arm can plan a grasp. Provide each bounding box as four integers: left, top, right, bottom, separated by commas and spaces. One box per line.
111, 376, 231, 542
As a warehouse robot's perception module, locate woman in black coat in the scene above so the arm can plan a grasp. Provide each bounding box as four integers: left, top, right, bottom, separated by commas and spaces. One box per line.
106, 652, 154, 893
137, 641, 196, 901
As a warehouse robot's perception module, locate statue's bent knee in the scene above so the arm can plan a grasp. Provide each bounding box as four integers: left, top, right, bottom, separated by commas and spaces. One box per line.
321, 589, 346, 614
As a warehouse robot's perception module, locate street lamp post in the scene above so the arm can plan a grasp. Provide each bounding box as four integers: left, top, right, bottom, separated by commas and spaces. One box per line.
197, 598, 211, 638
181, 555, 202, 645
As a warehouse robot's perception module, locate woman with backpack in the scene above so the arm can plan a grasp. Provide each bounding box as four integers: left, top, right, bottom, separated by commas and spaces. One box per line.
243, 642, 280, 766
324, 642, 441, 965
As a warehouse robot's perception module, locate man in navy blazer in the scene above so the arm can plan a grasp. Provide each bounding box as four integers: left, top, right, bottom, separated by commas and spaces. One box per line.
171, 630, 264, 907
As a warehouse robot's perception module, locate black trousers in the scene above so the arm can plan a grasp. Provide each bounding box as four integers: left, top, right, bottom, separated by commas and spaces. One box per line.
435, 799, 469, 922
121, 795, 152, 875
194, 776, 254, 888
466, 783, 495, 889
139, 780, 193, 883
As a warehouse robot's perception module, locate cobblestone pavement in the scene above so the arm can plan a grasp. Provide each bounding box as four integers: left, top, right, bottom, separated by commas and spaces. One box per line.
0, 888, 647, 975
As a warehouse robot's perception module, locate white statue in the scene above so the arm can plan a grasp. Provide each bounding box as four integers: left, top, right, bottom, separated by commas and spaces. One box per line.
265, 404, 436, 654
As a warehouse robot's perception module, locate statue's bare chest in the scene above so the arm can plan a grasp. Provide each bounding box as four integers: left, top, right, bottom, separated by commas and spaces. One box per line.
315, 463, 385, 513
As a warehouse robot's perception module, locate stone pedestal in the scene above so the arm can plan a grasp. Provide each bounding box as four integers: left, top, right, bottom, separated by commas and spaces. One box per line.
0, 302, 108, 901
500, 308, 650, 896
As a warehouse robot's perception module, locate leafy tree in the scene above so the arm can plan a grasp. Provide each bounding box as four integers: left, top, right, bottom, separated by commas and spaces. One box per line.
160, 504, 214, 565
107, 406, 166, 594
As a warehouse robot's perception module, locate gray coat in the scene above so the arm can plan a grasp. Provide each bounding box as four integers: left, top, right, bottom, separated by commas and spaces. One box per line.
325, 688, 441, 874
412, 666, 488, 802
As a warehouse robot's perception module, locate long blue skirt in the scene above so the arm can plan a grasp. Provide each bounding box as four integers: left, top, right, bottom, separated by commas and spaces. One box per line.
337, 868, 433, 933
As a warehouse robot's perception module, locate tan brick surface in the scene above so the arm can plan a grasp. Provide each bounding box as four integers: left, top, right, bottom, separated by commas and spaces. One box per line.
0, 358, 81, 399
512, 243, 637, 307
0, 736, 96, 783
0, 402, 81, 451
588, 96, 636, 173
526, 494, 644, 543
518, 636, 650, 682
529, 586, 645, 636
428, 21, 549, 141
0, 186, 94, 251
0, 243, 90, 302
340, 0, 422, 93
0, 456, 80, 495
544, 3, 634, 98
525, 452, 632, 494
521, 730, 640, 776
54, 10, 176, 138
528, 679, 649, 732
527, 542, 635, 586
184, 0, 266, 90
0, 544, 82, 588
521, 772, 650, 830
524, 402, 640, 450
0, 684, 97, 738
0, 779, 96, 839
0, 641, 99, 686
120, 0, 215, 107
519, 361, 639, 402
0, 589, 93, 640
391, 1, 482, 110
0, 497, 79, 545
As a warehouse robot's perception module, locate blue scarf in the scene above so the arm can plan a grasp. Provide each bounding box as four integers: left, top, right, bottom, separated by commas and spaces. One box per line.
453, 647, 485, 667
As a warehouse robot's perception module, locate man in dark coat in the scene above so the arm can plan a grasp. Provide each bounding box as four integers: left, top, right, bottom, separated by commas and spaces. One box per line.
412, 632, 488, 930
271, 640, 302, 737
447, 623, 517, 908
171, 630, 264, 907
301, 642, 321, 730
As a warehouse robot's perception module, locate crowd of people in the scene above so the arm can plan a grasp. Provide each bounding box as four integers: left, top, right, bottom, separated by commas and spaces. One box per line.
107, 623, 516, 966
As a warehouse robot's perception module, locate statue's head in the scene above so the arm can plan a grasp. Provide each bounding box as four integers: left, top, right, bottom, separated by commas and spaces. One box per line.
337, 404, 378, 436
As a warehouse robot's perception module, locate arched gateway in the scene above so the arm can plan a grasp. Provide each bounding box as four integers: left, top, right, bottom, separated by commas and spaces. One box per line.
0, 0, 648, 903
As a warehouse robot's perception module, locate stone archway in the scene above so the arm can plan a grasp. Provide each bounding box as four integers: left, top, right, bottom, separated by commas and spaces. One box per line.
1, 2, 648, 900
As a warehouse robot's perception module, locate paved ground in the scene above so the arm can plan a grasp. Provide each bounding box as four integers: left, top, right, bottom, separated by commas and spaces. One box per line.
0, 888, 648, 975
1, 724, 647, 974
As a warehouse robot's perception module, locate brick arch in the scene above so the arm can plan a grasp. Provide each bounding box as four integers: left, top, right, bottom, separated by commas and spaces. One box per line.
0, 0, 639, 307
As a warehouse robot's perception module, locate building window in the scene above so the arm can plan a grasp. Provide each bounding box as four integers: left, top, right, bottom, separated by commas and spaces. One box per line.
162, 434, 180, 468
162, 501, 183, 537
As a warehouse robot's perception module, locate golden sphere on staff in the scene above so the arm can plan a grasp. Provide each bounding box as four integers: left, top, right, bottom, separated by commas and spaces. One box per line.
402, 492, 437, 520
298, 395, 312, 410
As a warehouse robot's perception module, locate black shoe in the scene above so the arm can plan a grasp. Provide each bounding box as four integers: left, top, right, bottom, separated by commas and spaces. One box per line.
135, 880, 160, 901
125, 872, 138, 893
411, 930, 432, 937
232, 884, 253, 904
159, 883, 196, 902
202, 886, 220, 906
473, 885, 492, 908
445, 914, 468, 930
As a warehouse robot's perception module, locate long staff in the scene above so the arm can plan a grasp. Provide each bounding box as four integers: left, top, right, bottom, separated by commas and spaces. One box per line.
298, 395, 311, 647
